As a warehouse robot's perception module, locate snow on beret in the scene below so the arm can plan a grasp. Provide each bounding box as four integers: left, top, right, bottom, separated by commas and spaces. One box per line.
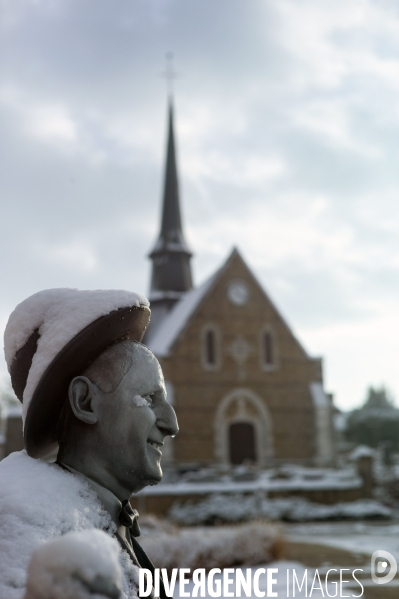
4, 288, 150, 425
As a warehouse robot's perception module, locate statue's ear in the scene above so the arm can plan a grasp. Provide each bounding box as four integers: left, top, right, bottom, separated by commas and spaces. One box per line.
68, 376, 98, 425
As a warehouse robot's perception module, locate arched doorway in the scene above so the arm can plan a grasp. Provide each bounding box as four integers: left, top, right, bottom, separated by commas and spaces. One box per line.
229, 421, 257, 464
214, 388, 273, 467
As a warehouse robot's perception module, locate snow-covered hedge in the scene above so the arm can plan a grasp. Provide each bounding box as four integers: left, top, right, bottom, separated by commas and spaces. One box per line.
168, 493, 392, 525
140, 516, 280, 570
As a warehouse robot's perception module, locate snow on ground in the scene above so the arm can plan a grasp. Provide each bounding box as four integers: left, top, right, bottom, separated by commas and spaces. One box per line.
141, 465, 364, 497
169, 522, 399, 598
284, 520, 399, 562
168, 493, 391, 525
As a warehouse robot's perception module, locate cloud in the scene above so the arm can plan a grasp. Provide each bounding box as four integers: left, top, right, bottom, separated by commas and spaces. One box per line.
0, 85, 77, 144
34, 239, 98, 273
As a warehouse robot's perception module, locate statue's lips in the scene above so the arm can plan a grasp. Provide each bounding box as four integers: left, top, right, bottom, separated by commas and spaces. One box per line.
147, 440, 163, 454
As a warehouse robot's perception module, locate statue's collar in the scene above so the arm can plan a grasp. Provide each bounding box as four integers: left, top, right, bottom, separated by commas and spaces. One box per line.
57, 461, 126, 533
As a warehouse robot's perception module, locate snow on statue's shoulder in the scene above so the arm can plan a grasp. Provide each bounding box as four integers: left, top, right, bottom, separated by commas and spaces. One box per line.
3, 288, 149, 421
24, 530, 122, 599
0, 450, 116, 599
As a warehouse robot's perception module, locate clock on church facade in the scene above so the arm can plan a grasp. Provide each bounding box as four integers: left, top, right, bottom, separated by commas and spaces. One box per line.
144, 100, 335, 469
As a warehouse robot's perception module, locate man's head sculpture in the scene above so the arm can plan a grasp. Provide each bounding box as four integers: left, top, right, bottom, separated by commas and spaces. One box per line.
4, 289, 178, 499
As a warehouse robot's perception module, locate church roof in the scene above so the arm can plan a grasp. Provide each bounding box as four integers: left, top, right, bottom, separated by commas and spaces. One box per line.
147, 268, 219, 357
147, 247, 313, 360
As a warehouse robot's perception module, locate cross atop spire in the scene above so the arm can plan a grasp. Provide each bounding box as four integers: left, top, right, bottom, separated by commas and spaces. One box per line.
161, 52, 179, 99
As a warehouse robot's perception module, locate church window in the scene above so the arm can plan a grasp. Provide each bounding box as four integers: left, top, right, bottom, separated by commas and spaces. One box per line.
201, 325, 221, 370
264, 332, 273, 365
260, 327, 277, 370
206, 330, 216, 365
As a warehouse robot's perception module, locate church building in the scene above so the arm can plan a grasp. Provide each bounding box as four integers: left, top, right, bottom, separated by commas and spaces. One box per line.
145, 100, 335, 468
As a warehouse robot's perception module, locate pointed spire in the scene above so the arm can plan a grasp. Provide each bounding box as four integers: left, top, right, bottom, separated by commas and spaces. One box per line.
159, 101, 184, 246
149, 98, 193, 302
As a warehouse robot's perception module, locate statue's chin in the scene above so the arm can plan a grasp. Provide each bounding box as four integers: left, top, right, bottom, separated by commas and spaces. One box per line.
148, 469, 163, 486
137, 466, 162, 490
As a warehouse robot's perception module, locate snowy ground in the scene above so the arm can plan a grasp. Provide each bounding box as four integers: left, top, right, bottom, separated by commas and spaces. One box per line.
284, 520, 399, 563
171, 521, 399, 598
142, 465, 363, 497
168, 493, 391, 525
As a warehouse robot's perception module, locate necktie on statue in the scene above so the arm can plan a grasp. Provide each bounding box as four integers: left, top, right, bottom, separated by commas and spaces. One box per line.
118, 500, 141, 537
117, 502, 167, 599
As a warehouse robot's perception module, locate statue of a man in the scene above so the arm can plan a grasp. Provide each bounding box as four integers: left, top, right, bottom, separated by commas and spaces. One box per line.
0, 288, 178, 599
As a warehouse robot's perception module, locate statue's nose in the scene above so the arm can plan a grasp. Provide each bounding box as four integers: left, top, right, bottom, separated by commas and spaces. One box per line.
156, 400, 179, 437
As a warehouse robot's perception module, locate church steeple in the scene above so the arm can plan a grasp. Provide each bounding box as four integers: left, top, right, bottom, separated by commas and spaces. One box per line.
149, 99, 193, 305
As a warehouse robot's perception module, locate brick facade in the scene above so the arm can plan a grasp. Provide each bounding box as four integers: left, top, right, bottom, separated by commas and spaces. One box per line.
149, 249, 334, 467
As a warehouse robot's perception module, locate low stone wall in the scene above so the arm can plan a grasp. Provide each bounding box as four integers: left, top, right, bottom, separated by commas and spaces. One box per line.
132, 484, 365, 517
268, 486, 364, 504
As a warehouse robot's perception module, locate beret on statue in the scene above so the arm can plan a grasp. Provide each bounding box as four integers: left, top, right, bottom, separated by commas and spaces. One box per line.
3, 288, 151, 459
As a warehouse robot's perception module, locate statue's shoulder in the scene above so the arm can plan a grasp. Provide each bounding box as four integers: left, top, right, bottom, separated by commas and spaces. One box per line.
0, 451, 117, 599
0, 451, 107, 526
0, 451, 72, 497
0, 450, 52, 492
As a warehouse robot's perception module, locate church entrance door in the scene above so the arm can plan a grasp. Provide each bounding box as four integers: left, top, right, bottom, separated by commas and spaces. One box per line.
228, 422, 257, 464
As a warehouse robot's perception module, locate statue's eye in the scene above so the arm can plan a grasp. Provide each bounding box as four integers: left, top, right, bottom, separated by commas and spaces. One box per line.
133, 394, 155, 407
143, 393, 155, 406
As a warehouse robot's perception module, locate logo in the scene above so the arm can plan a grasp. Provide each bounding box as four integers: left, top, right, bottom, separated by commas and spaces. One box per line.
371, 550, 397, 585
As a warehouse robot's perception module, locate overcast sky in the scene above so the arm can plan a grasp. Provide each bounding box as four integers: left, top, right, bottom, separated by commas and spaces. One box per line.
2, 0, 399, 410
